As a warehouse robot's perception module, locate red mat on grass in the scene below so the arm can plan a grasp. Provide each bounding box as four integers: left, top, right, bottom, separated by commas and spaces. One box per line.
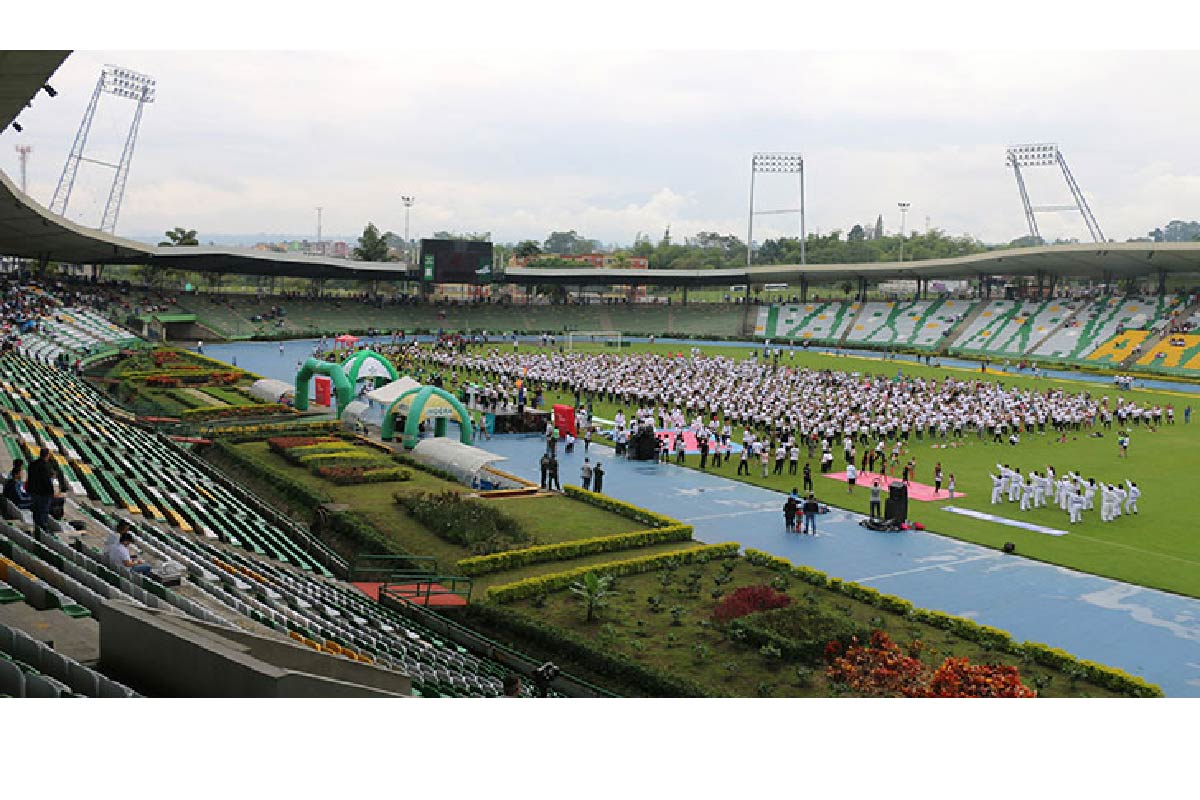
353, 582, 468, 608
822, 471, 964, 502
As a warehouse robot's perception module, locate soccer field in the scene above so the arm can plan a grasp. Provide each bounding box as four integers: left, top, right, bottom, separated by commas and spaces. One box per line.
431, 341, 1200, 599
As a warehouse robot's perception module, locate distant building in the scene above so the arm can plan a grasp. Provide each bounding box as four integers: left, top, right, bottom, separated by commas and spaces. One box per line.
509, 253, 649, 269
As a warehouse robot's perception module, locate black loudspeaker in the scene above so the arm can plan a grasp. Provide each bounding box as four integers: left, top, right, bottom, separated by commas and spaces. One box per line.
1002, 542, 1016, 554
884, 481, 908, 525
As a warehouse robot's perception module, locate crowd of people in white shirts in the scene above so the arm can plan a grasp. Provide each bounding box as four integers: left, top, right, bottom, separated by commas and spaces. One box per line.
414, 346, 1167, 452
989, 463, 1140, 524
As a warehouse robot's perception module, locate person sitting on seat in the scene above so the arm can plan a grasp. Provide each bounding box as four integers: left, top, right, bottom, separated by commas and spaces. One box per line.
3, 459, 32, 510
104, 521, 154, 577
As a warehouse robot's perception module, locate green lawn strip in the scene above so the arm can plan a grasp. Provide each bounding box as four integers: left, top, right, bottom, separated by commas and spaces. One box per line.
499, 558, 1126, 698
417, 344, 1200, 598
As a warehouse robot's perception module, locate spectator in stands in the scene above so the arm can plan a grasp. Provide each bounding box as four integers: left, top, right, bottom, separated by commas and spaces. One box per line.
3, 459, 32, 510
26, 448, 58, 531
502, 674, 522, 697
104, 521, 153, 576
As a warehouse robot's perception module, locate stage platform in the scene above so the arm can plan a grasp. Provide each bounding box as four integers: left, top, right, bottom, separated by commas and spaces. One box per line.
605, 427, 743, 455
823, 471, 964, 501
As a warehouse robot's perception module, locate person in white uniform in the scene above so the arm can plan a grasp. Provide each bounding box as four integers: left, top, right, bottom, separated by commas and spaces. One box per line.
990, 473, 1004, 505
1124, 480, 1140, 514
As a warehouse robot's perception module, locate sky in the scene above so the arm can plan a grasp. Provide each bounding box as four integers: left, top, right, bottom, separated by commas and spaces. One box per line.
4, 48, 1200, 248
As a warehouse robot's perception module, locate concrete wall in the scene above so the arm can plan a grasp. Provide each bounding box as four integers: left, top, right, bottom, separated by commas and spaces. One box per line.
98, 601, 411, 698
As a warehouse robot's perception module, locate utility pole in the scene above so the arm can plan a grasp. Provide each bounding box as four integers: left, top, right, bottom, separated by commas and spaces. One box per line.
15, 145, 31, 193
401, 195, 415, 264
898, 202, 911, 262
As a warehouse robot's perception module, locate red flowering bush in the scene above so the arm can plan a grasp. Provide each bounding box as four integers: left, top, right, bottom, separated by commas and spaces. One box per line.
825, 630, 1036, 698
825, 630, 928, 697
152, 350, 180, 366
145, 375, 181, 388
712, 584, 791, 623
926, 657, 1036, 698
314, 465, 411, 485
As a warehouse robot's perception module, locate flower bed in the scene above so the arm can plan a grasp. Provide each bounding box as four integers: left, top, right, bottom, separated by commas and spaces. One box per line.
181, 403, 293, 421
742, 548, 1163, 697
314, 465, 411, 485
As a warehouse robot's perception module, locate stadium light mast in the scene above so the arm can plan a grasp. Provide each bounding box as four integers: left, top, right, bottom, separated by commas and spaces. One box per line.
747, 153, 806, 269
50, 64, 156, 234
14, 145, 31, 193
315, 206, 323, 246
1005, 143, 1105, 243
401, 195, 415, 264
897, 202, 910, 262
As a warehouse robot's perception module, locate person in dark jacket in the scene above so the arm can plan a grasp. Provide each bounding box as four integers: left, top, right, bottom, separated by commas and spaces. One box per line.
27, 448, 58, 531
3, 459, 32, 510
592, 461, 605, 494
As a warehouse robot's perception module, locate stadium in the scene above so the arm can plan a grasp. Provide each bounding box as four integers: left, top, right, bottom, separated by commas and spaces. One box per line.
3, 48, 1200, 711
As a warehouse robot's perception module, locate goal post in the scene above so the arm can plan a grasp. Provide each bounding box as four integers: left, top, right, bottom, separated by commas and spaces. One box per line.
566, 330, 623, 351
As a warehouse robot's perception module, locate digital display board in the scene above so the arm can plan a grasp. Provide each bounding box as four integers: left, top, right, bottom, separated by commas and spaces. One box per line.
419, 239, 494, 284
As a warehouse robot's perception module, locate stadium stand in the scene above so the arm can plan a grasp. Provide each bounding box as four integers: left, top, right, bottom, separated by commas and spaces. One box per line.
0, 347, 559, 697
1031, 295, 1181, 363
1, 618, 139, 697
169, 294, 747, 339
759, 300, 859, 342
843, 298, 977, 350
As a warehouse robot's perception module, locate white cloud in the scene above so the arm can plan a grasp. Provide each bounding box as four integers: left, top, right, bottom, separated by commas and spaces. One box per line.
5, 49, 1200, 246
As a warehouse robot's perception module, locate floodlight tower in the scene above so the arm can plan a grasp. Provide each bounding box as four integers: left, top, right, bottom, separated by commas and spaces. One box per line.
14, 145, 31, 193
401, 195, 415, 263
1005, 143, 1105, 243
897, 202, 910, 262
747, 153, 805, 267
50, 64, 156, 234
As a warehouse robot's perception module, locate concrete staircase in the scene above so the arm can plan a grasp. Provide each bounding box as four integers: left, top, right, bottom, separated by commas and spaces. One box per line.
838, 302, 868, 347
1026, 300, 1088, 358
936, 300, 987, 354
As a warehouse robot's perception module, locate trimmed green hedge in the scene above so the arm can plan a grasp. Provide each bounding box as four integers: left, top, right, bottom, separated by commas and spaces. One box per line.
562, 485, 678, 528
455, 524, 694, 577
742, 548, 1164, 698
485, 542, 740, 603
209, 439, 332, 508
465, 603, 714, 698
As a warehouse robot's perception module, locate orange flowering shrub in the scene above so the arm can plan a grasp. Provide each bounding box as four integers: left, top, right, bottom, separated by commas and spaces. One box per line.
825, 630, 1036, 698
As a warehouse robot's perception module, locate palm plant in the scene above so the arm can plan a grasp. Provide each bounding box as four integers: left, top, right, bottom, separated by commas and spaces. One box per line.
569, 572, 616, 623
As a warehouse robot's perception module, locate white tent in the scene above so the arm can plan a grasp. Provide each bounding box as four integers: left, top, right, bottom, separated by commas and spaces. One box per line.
410, 439, 521, 490
248, 378, 295, 404
340, 400, 371, 431
366, 376, 423, 406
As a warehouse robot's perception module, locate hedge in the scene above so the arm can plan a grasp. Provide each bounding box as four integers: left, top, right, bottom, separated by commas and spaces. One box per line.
455, 523, 694, 577
561, 485, 678, 528
485, 542, 740, 603
465, 603, 714, 698
741, 549, 1164, 698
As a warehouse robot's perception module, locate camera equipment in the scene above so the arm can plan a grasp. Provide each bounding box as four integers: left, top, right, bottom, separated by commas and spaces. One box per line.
532, 661, 561, 697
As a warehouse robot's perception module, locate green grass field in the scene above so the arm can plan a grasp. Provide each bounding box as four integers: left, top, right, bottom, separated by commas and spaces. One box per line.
415, 342, 1200, 599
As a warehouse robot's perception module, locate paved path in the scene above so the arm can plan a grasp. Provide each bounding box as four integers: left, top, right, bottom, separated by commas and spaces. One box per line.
479, 433, 1200, 697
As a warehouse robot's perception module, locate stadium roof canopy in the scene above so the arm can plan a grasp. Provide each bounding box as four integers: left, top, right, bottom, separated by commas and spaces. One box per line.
3, 50, 1200, 287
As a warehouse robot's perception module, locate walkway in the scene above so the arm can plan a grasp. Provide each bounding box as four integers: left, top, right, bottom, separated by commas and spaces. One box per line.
477, 433, 1200, 697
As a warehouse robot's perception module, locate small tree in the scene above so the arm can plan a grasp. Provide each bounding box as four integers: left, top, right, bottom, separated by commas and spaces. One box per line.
569, 572, 616, 623
159, 227, 199, 246
354, 222, 395, 262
